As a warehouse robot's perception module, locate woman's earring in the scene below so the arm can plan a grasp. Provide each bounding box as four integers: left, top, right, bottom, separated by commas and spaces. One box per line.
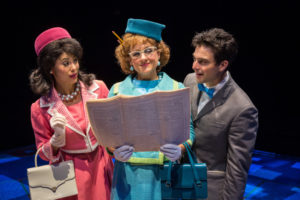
157, 61, 161, 67
130, 66, 134, 71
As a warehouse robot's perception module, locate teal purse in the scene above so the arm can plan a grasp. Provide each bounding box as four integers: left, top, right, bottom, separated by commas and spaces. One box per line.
160, 143, 207, 199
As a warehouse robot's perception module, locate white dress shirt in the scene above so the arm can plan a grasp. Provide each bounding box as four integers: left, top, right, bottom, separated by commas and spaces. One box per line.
197, 71, 230, 114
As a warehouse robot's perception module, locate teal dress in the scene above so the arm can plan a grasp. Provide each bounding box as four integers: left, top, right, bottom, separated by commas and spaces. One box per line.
109, 72, 195, 200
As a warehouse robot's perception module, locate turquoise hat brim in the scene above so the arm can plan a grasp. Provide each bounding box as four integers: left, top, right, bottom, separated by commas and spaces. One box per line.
125, 18, 166, 41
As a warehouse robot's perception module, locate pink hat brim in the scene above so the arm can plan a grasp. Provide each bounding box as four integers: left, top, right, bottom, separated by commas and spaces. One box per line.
34, 27, 71, 55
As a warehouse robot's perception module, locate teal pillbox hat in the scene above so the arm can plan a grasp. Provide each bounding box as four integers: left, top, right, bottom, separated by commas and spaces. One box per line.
125, 18, 166, 41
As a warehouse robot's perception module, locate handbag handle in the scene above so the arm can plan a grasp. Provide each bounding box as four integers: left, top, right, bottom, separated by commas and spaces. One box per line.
34, 147, 43, 167
165, 143, 201, 187
183, 143, 201, 186
34, 146, 64, 167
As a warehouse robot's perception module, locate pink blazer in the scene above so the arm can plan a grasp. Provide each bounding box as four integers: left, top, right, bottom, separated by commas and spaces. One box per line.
31, 80, 109, 163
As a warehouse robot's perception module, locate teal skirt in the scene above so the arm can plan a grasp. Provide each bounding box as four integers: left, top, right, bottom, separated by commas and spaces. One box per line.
111, 161, 162, 200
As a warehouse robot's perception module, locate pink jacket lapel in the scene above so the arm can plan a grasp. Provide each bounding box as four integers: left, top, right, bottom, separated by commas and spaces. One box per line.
80, 81, 99, 133
40, 82, 84, 136
39, 81, 100, 136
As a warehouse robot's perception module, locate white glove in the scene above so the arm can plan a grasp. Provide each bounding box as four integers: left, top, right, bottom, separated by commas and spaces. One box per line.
113, 145, 135, 162
50, 110, 67, 148
160, 144, 182, 162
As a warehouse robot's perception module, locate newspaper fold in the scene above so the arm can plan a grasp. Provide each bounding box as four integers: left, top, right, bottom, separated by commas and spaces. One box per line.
86, 87, 190, 151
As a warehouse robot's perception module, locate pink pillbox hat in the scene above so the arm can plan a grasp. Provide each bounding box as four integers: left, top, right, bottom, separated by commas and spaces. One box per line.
34, 27, 71, 55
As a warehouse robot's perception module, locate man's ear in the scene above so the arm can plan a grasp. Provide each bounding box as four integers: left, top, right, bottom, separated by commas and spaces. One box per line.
219, 60, 229, 72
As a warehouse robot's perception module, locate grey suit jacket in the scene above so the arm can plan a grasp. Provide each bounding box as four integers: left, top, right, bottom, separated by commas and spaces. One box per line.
184, 72, 258, 200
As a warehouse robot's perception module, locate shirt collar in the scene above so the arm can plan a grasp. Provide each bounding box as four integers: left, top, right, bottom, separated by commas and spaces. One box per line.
203, 71, 229, 96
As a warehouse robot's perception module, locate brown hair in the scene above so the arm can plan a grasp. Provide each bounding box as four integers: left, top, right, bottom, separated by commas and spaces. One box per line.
192, 28, 238, 66
115, 33, 170, 74
29, 38, 95, 96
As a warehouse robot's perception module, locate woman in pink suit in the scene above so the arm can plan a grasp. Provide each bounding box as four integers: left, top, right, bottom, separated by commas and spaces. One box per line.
29, 27, 113, 200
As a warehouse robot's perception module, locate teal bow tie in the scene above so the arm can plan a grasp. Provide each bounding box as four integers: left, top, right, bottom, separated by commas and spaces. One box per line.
198, 84, 215, 98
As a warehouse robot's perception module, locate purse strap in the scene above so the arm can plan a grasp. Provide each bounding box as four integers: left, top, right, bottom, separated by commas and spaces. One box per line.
165, 143, 202, 187
34, 146, 64, 167
183, 143, 201, 186
34, 147, 43, 167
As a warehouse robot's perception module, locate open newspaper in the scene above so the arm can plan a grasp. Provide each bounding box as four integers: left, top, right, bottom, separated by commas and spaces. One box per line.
86, 87, 190, 151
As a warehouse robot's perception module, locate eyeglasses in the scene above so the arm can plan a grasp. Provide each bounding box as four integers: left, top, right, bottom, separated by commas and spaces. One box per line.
129, 46, 157, 59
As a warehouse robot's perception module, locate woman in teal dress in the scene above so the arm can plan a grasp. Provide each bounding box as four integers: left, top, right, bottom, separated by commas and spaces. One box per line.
107, 18, 195, 200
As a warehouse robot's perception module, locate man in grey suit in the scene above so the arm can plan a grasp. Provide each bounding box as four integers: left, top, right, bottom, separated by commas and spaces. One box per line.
184, 28, 258, 200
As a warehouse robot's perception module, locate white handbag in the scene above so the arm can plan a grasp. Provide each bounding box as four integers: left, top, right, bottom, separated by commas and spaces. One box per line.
27, 147, 78, 200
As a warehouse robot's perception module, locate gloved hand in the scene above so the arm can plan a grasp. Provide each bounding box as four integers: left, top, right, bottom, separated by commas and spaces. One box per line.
113, 145, 135, 162
50, 110, 67, 148
160, 144, 182, 162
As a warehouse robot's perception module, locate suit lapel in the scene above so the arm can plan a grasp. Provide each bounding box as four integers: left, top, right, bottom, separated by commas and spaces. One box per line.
191, 84, 201, 120
194, 75, 235, 121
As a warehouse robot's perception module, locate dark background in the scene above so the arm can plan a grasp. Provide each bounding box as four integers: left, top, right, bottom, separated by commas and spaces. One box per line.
2, 1, 299, 156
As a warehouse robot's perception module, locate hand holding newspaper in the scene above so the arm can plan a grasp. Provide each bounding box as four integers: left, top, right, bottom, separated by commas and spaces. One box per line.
86, 88, 190, 151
